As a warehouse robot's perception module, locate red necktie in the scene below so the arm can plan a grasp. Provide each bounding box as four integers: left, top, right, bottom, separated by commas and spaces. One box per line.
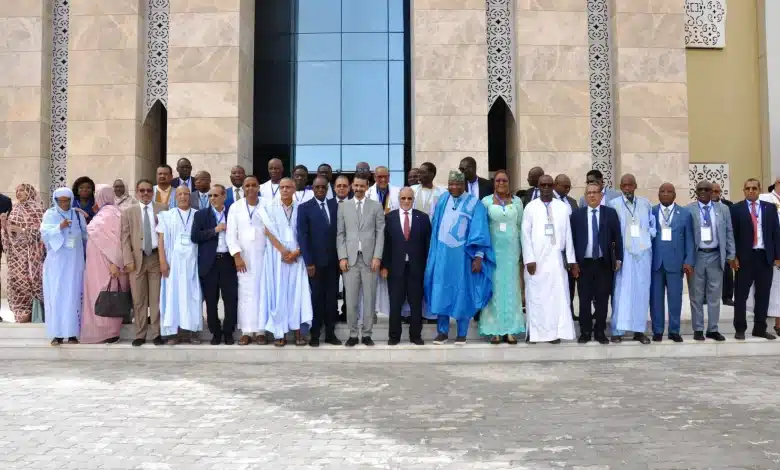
403, 211, 410, 241
751, 201, 759, 247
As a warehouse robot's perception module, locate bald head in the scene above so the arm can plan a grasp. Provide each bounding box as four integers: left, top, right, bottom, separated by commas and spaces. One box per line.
619, 173, 637, 199
658, 182, 676, 206
194, 171, 211, 192
528, 167, 545, 188
268, 158, 284, 182
554, 174, 571, 197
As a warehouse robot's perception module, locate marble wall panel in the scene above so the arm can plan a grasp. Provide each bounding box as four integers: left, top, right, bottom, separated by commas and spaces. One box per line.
167, 153, 241, 181
619, 153, 690, 189
0, 52, 43, 86
517, 81, 589, 116
614, 47, 687, 83
413, 152, 489, 185
0, 157, 50, 195
170, 0, 241, 13
516, 0, 585, 10
0, 86, 42, 121
0, 121, 44, 158
516, 46, 589, 81
414, 9, 486, 45
414, 116, 488, 153
237, 120, 252, 168
415, 79, 487, 116
518, 116, 590, 152
168, 46, 239, 83
69, 14, 138, 50
167, 82, 238, 119
66, 155, 139, 186
67, 84, 137, 121
515, 10, 588, 46
70, 0, 139, 15
0, 0, 44, 17
513, 151, 593, 187
0, 17, 43, 51
616, 82, 688, 118
612, 0, 684, 14
68, 49, 138, 85
615, 13, 686, 48
414, 0, 484, 9
414, 45, 488, 80
617, 117, 689, 154
168, 12, 240, 48
167, 117, 239, 154
237, 49, 253, 126
67, 120, 138, 156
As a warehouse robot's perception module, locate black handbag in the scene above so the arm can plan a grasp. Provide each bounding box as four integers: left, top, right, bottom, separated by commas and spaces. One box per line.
95, 277, 133, 318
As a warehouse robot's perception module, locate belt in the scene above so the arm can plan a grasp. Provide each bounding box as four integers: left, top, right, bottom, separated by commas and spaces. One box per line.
754, 248, 766, 252
215, 252, 230, 259
698, 248, 718, 253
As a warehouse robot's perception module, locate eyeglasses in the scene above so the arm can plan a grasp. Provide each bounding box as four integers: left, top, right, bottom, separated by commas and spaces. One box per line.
494, 179, 509, 183
696, 188, 712, 192
137, 188, 153, 194
399, 197, 413, 201
208, 194, 222, 198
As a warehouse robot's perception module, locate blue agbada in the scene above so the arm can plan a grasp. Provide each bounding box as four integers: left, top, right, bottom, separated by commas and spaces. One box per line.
424, 192, 495, 321
41, 188, 87, 339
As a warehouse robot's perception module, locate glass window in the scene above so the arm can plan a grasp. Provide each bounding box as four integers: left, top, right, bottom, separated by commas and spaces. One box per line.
295, 62, 341, 145
388, 33, 404, 61
295, 145, 342, 172
342, 145, 388, 170
390, 171, 405, 188
388, 61, 405, 145
342, 0, 388, 33
297, 0, 341, 33
389, 145, 404, 171
388, 0, 405, 33
342, 33, 388, 61
297, 33, 341, 61
341, 61, 388, 145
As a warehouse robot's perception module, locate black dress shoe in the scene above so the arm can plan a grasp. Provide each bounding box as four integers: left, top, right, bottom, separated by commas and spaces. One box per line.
153, 336, 164, 346
210, 335, 221, 346
668, 333, 683, 343
455, 336, 468, 345
594, 335, 609, 345
634, 333, 651, 345
549, 339, 561, 344
324, 336, 342, 346
735, 332, 746, 340
652, 334, 663, 342
611, 336, 622, 343
387, 339, 400, 346
224, 335, 235, 345
410, 338, 425, 346
345, 337, 359, 347
752, 331, 777, 340
361, 336, 375, 346
722, 299, 735, 306
433, 334, 448, 345
705, 331, 725, 341
131, 339, 145, 347
309, 338, 320, 347
693, 331, 705, 341
577, 334, 591, 344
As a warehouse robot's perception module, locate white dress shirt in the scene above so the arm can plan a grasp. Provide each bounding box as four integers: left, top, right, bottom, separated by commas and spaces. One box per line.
213, 207, 228, 253
554, 191, 572, 215
749, 200, 765, 249
468, 179, 479, 198
586, 206, 600, 258
139, 201, 159, 250
659, 203, 676, 226
231, 186, 243, 201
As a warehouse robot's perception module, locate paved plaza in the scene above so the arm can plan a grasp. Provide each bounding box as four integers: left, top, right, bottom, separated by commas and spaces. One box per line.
0, 358, 779, 469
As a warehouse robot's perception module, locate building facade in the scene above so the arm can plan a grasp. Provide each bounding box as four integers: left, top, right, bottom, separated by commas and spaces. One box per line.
0, 0, 774, 202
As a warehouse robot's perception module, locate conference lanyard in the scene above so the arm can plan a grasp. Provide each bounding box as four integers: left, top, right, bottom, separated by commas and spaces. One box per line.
213, 208, 225, 225
270, 184, 279, 198
177, 209, 192, 230
698, 203, 711, 227
660, 205, 673, 227
246, 200, 258, 225
295, 189, 307, 203
58, 209, 80, 234
623, 198, 637, 222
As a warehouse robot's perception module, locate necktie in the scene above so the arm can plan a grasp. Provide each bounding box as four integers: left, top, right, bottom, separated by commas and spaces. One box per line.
751, 201, 759, 246
235, 188, 242, 200
663, 206, 670, 226
403, 211, 410, 241
143, 206, 153, 256
591, 208, 599, 258
703, 205, 711, 226
320, 201, 329, 224
201, 194, 207, 207
533, 189, 538, 200
356, 200, 363, 225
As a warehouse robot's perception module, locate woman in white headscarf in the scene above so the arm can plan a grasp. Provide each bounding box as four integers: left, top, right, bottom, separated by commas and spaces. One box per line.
40, 187, 88, 345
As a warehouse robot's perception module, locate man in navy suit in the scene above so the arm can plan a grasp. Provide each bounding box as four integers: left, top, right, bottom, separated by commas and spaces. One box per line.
171, 157, 196, 191
650, 183, 694, 342
570, 183, 623, 344
381, 187, 432, 345
297, 175, 342, 347
191, 184, 238, 345
224, 165, 246, 210
731, 178, 780, 340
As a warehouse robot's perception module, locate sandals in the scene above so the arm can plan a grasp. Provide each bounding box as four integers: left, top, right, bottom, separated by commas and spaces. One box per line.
295, 331, 308, 347
274, 337, 286, 347
490, 336, 501, 345
774, 326, 780, 336
238, 335, 251, 346
254, 335, 268, 346
505, 334, 518, 345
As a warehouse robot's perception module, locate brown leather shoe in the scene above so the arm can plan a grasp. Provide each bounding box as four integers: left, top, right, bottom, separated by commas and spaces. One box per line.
190, 334, 202, 345
254, 334, 268, 345
166, 337, 180, 346
238, 335, 251, 346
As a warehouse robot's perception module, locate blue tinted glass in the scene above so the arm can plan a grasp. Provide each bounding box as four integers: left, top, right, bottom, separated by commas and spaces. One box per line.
297, 33, 341, 61
388, 33, 404, 61
298, 0, 341, 33
295, 62, 341, 145
390, 171, 405, 188
342, 33, 388, 61
342, 0, 388, 33
388, 61, 404, 145
389, 145, 404, 171
342, 145, 388, 170
295, 145, 342, 172
341, 61, 388, 145
388, 0, 405, 32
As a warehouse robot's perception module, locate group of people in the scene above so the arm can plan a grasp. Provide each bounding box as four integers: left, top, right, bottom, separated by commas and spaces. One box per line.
1, 155, 779, 348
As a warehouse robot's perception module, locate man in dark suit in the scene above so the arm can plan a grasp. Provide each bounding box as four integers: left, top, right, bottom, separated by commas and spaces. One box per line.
381, 187, 432, 345
171, 157, 196, 191
650, 183, 694, 342
517, 166, 545, 205
224, 165, 246, 210
554, 174, 579, 317
191, 184, 238, 345
570, 183, 623, 344
459, 156, 493, 199
298, 175, 342, 347
190, 171, 211, 210
712, 182, 735, 305
731, 178, 780, 340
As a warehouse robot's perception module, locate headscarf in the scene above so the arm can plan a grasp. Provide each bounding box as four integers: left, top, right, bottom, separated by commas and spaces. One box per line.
2, 183, 45, 250
52, 187, 74, 213
88, 185, 123, 267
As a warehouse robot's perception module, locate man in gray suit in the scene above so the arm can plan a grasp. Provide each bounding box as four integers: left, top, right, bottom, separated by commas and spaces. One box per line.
578, 169, 622, 207
687, 180, 736, 341
190, 171, 211, 209
337, 174, 385, 347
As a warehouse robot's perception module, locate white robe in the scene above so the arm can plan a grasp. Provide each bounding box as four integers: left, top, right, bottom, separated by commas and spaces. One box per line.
157, 208, 203, 336
261, 200, 314, 338
294, 188, 315, 205
227, 200, 269, 333
410, 184, 446, 217
364, 184, 400, 316
521, 198, 576, 342
259, 180, 282, 205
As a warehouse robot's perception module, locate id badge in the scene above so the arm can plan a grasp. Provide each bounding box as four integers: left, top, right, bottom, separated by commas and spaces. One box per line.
65, 235, 76, 249
245, 229, 255, 241
701, 226, 713, 242
544, 224, 554, 236
630, 223, 640, 238
178, 233, 191, 246
661, 227, 672, 242
499, 222, 507, 233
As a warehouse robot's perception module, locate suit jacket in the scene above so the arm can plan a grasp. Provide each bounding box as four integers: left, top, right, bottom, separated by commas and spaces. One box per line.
560, 194, 578, 212
467, 177, 493, 199
730, 199, 780, 266
121, 201, 168, 273
686, 201, 735, 266
171, 177, 195, 192
651, 204, 695, 272
578, 187, 622, 208
0, 193, 11, 252
224, 186, 243, 211
153, 185, 176, 209
720, 198, 733, 207
381, 209, 432, 280
297, 197, 339, 268
570, 205, 623, 268
337, 197, 385, 266
190, 190, 209, 210
191, 205, 230, 277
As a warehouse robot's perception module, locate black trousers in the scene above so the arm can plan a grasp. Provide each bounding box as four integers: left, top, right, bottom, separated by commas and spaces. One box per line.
578, 258, 613, 336
568, 270, 576, 315
310, 263, 339, 339
722, 262, 734, 301
734, 250, 772, 334
388, 263, 423, 341
200, 253, 238, 338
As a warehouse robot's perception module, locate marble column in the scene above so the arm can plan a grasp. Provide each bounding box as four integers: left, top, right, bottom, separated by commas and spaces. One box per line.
0, 0, 52, 198
609, 0, 690, 199
513, 0, 591, 196
167, 0, 254, 180
759, 0, 780, 180
66, 0, 143, 187
412, 0, 488, 184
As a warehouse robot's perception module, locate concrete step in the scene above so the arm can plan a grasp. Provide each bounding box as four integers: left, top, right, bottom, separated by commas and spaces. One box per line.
0, 336, 777, 363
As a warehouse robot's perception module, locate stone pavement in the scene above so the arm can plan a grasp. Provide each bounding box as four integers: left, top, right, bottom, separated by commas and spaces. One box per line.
0, 358, 779, 469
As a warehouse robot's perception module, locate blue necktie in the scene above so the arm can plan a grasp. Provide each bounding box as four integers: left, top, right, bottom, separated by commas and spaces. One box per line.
591, 208, 599, 258
703, 204, 711, 226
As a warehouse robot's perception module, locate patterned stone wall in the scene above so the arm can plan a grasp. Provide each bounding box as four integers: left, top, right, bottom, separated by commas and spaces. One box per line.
685, 0, 726, 49
143, 0, 169, 118
487, 0, 515, 116
587, 0, 614, 188
689, 163, 730, 201
49, 0, 69, 195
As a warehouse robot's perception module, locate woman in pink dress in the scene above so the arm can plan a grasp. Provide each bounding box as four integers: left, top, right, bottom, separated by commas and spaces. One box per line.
80, 185, 129, 343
